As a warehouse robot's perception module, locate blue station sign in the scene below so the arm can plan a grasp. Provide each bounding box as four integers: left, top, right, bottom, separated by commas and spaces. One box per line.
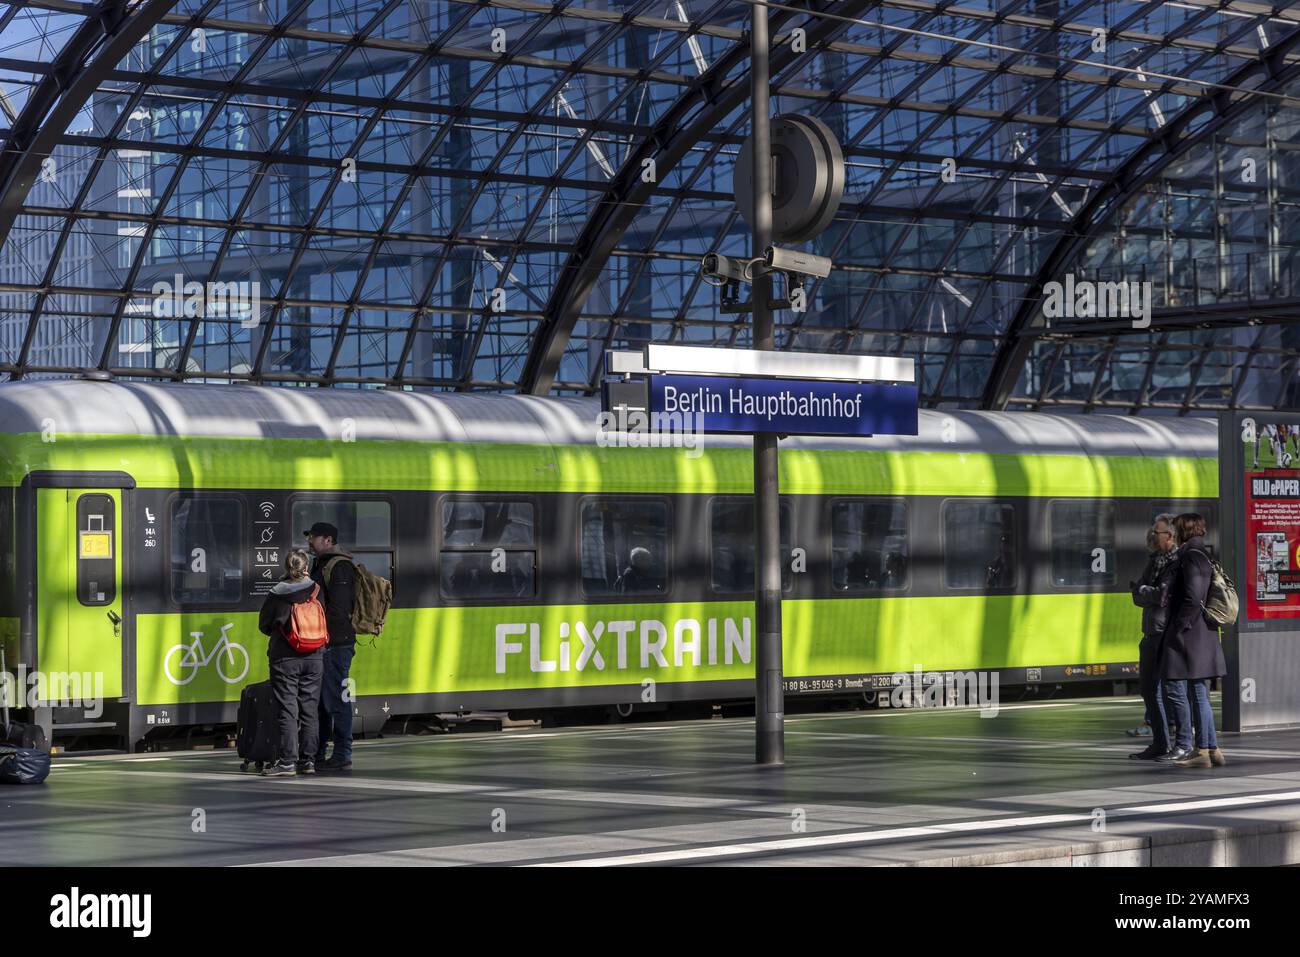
647, 373, 917, 437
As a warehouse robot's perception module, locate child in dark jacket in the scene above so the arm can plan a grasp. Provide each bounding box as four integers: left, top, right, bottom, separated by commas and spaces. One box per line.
257, 549, 326, 776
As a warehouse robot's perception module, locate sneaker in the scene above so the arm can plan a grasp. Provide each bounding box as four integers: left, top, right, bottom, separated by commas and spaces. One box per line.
296, 761, 316, 775
318, 755, 352, 772
1126, 724, 1153, 738
1209, 747, 1227, 767
1129, 745, 1164, 760
260, 760, 296, 777
1173, 748, 1212, 769
1156, 746, 1193, 763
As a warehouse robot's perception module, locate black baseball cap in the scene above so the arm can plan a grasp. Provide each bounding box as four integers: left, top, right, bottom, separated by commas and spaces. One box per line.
303, 522, 339, 540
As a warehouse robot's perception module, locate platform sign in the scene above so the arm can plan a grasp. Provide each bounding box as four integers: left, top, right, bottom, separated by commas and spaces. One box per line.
647, 373, 917, 437
1242, 423, 1300, 620
1221, 412, 1300, 732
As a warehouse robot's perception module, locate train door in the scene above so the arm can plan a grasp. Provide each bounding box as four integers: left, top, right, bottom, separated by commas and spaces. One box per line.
36, 487, 126, 701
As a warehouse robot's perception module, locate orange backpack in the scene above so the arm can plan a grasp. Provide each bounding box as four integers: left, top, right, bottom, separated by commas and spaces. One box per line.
284, 585, 330, 653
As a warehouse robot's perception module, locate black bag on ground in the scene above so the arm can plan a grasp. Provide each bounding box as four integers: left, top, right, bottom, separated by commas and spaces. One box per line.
0, 745, 50, 784
5, 721, 47, 751
236, 679, 278, 771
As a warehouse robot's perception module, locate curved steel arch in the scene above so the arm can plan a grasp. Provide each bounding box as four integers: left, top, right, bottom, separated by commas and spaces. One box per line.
518, 0, 877, 395
0, 0, 178, 250
980, 24, 1300, 411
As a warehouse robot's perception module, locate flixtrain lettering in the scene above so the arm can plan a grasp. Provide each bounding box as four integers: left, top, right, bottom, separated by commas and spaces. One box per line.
494, 616, 751, 674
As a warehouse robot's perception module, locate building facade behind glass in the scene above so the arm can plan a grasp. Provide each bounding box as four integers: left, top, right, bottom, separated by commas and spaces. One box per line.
0, 0, 1298, 410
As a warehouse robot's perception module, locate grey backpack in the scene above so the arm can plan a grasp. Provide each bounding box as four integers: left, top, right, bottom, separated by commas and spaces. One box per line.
1191, 548, 1239, 628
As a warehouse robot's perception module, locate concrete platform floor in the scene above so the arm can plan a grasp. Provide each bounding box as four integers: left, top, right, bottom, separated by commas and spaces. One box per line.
6, 696, 1300, 867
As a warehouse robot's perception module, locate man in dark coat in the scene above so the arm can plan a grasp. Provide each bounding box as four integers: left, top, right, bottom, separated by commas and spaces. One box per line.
1160, 513, 1227, 768
1128, 516, 1178, 759
305, 521, 357, 771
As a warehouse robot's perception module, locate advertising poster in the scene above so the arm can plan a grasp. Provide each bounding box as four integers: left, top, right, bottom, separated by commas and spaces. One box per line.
1243, 422, 1300, 619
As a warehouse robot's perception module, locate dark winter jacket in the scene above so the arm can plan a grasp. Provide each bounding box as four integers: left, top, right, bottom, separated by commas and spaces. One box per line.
1131, 549, 1177, 638
310, 547, 356, 648
258, 577, 326, 661
1160, 536, 1227, 680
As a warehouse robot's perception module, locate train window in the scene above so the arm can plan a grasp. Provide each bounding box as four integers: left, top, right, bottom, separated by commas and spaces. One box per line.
170, 497, 243, 604
0, 491, 12, 609
943, 501, 1017, 589
291, 499, 393, 582
1049, 500, 1115, 587
441, 500, 534, 548
832, 499, 908, 591
439, 500, 536, 600
77, 494, 116, 606
581, 499, 668, 597
710, 499, 793, 594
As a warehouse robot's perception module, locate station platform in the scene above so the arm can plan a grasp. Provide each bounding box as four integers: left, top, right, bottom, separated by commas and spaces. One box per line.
8, 697, 1300, 867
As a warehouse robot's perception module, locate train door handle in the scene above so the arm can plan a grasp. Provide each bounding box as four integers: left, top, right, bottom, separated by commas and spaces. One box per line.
107, 610, 122, 638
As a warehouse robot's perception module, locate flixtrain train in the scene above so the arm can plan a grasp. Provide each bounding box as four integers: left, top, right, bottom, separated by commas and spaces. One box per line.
0, 379, 1217, 749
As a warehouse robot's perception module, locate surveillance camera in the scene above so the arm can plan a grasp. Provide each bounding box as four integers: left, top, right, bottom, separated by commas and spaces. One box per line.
764, 245, 832, 279
700, 252, 753, 284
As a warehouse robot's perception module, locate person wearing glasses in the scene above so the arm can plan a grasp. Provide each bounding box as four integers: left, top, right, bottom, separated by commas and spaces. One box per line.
1128, 515, 1179, 759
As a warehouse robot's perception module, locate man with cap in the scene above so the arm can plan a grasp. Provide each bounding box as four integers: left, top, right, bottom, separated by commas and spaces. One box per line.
304, 521, 357, 771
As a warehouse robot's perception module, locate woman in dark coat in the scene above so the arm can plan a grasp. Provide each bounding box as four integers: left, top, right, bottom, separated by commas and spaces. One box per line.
1160, 513, 1227, 769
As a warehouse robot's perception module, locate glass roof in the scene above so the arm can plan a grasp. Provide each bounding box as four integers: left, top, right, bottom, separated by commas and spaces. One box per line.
2, 0, 1299, 412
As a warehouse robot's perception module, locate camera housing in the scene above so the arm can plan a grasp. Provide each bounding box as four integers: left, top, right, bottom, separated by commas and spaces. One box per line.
764, 245, 833, 279
700, 252, 754, 284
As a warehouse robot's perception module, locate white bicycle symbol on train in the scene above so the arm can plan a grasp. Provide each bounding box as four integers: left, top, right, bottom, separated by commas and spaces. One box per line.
163, 623, 249, 686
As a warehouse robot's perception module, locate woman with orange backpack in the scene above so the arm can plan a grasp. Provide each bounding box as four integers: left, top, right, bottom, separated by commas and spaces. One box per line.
257, 549, 329, 776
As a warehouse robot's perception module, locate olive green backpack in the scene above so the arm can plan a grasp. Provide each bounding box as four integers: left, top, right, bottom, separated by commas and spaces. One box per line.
323, 556, 393, 637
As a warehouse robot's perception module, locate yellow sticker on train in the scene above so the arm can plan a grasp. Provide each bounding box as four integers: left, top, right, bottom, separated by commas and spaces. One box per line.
78, 531, 113, 559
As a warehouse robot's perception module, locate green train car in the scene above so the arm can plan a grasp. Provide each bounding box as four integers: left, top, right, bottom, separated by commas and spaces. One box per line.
0, 380, 1218, 749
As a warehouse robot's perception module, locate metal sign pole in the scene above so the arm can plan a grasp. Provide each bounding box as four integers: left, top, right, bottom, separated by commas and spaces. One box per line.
750, 6, 784, 767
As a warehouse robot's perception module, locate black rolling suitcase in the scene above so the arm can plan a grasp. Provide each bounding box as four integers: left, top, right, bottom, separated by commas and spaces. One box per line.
236, 680, 278, 772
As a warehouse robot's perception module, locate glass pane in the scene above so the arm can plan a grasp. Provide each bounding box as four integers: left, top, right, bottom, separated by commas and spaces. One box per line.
170, 498, 243, 603
1050, 500, 1115, 586
292, 499, 391, 549
0, 490, 12, 611
439, 550, 535, 599
441, 500, 535, 547
352, 551, 393, 584
831, 500, 909, 590
709, 500, 792, 593
944, 502, 1016, 589
581, 500, 668, 597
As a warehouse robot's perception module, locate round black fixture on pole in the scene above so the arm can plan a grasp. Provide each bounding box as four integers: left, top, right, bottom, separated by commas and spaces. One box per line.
734, 114, 845, 244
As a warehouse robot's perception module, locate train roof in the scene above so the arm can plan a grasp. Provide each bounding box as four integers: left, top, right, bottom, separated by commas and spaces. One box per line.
0, 379, 1219, 459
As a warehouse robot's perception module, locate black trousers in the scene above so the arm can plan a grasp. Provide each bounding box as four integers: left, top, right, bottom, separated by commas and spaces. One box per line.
269, 654, 324, 764
1138, 635, 1170, 752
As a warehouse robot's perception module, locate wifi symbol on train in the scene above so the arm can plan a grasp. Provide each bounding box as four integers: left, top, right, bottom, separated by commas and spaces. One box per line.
259, 502, 275, 518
